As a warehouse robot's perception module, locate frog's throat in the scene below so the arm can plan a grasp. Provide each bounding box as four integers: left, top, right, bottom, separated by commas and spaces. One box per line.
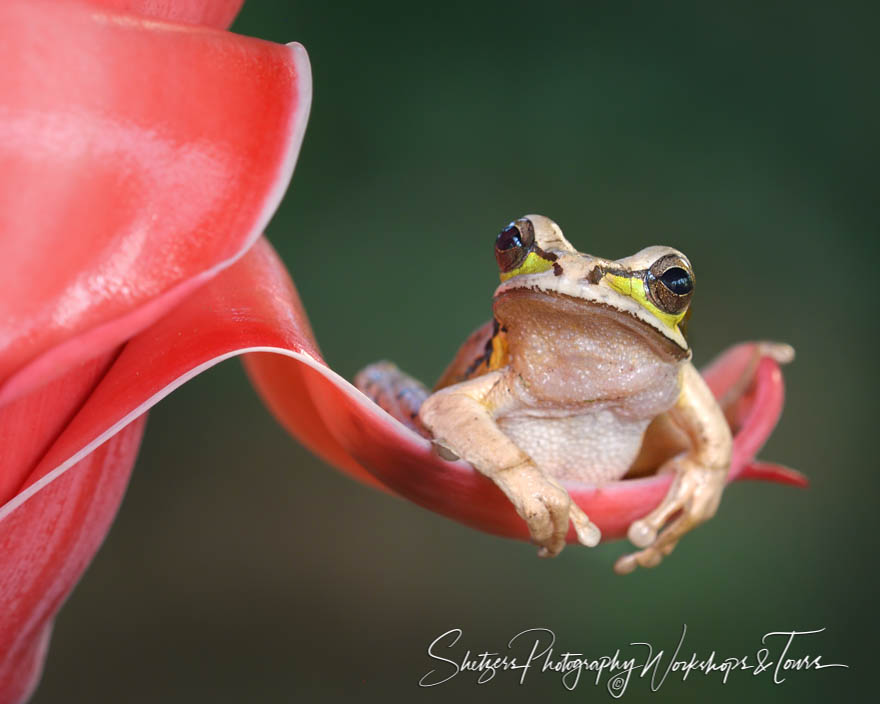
493, 287, 691, 361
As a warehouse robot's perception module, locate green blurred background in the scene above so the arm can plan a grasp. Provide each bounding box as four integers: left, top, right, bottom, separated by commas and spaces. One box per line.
33, 1, 876, 701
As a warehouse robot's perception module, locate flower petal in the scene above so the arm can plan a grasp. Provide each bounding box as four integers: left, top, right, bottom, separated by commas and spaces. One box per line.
0, 350, 118, 506
252, 351, 796, 541
0, 0, 311, 404
0, 416, 145, 704
249, 338, 801, 542
740, 460, 808, 488
5, 238, 802, 550
82, 0, 245, 28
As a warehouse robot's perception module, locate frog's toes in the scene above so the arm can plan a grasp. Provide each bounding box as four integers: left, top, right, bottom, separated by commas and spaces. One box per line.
354, 361, 430, 434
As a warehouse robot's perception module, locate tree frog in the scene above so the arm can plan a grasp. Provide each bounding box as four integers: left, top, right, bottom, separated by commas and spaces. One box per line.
356, 215, 736, 574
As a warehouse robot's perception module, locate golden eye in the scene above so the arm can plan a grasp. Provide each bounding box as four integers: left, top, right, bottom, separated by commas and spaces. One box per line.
646, 255, 694, 314
494, 218, 535, 273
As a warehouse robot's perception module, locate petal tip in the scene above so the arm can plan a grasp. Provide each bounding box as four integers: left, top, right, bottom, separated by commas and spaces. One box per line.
740, 461, 809, 488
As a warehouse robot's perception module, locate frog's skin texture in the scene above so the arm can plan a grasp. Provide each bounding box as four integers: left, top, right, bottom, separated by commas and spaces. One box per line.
356, 215, 734, 574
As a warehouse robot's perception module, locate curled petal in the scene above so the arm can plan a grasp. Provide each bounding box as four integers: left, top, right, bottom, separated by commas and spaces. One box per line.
0, 350, 118, 505
7, 238, 803, 559
249, 336, 805, 543
740, 460, 809, 488
249, 350, 801, 542
0, 0, 311, 404
0, 237, 348, 527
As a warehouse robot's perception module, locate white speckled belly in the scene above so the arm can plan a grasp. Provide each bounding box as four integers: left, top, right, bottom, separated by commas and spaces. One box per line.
497, 408, 652, 484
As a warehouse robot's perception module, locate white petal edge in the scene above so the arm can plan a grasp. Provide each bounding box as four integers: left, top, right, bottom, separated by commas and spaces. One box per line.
0, 345, 433, 524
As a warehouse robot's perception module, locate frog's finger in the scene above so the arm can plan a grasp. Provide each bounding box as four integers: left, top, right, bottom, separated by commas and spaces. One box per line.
627, 470, 691, 548
539, 498, 570, 558
615, 514, 690, 574
534, 525, 565, 558
613, 554, 636, 574
544, 480, 577, 556
523, 498, 554, 546
517, 496, 554, 556
628, 508, 678, 549
569, 505, 601, 547
491, 461, 568, 557
614, 543, 669, 574
627, 459, 726, 549
524, 488, 570, 558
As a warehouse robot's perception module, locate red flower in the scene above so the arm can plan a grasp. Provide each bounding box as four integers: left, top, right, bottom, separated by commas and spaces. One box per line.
0, 1, 805, 701
0, 0, 309, 699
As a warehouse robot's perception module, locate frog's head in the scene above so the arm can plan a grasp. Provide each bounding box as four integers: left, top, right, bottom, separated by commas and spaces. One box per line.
493, 214, 693, 357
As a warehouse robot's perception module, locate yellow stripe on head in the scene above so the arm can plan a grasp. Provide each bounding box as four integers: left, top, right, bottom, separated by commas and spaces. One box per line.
603, 273, 688, 330
499, 251, 555, 282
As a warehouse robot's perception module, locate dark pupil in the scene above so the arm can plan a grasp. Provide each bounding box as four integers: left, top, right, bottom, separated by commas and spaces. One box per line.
659, 267, 692, 295
496, 225, 523, 251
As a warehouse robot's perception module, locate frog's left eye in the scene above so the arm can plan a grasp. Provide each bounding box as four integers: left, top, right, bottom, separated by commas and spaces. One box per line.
494, 219, 535, 273
646, 255, 694, 314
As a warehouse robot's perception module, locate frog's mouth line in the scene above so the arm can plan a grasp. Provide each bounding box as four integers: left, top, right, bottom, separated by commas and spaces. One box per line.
493, 287, 691, 362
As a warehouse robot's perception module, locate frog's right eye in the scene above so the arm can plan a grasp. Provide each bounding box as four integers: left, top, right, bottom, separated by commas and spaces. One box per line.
495, 218, 535, 273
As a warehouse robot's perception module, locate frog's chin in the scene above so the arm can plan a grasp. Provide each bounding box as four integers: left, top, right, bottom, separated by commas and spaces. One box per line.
493, 287, 690, 362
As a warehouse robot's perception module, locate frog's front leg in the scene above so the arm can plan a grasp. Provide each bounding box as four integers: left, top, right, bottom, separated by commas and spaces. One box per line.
615, 363, 732, 574
419, 371, 601, 557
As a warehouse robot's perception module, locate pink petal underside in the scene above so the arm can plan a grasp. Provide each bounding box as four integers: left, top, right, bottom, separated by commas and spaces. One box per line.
0, 238, 803, 551
81, 0, 245, 28
0, 0, 311, 405
0, 350, 119, 506
0, 417, 146, 704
